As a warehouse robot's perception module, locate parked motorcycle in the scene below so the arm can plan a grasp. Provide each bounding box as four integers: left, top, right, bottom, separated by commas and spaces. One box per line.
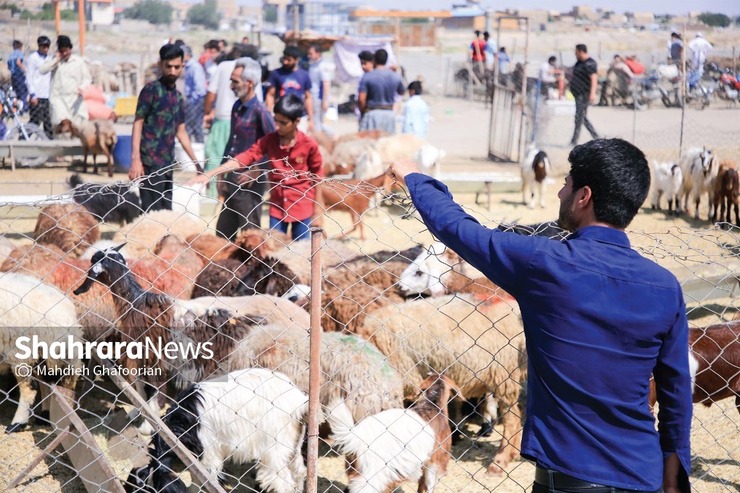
717, 69, 740, 103
632, 70, 673, 109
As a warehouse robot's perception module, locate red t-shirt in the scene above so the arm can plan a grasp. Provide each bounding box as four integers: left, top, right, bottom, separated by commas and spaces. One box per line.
471, 39, 487, 62
234, 131, 324, 222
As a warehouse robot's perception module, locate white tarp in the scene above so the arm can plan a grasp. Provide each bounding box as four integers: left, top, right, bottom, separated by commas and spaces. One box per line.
332, 37, 397, 83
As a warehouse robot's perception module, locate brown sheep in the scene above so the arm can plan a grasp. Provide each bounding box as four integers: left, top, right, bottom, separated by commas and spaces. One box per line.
129, 235, 205, 299
71, 119, 118, 177
316, 173, 391, 240
34, 203, 100, 256
711, 161, 740, 227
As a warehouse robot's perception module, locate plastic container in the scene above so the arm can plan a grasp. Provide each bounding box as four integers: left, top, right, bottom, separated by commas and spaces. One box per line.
113, 135, 132, 171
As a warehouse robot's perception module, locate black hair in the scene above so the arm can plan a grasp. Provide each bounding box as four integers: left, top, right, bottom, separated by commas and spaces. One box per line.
408, 80, 422, 95
576, 44, 588, 53
159, 43, 184, 62
12, 40, 22, 49
374, 49, 389, 66
274, 93, 304, 121
205, 39, 220, 50
568, 138, 649, 229
308, 44, 321, 53
548, 56, 557, 63
37, 36, 51, 47
283, 45, 302, 59
57, 35, 73, 50
483, 31, 490, 39
474, 30, 481, 36
173, 38, 185, 47
358, 50, 373, 62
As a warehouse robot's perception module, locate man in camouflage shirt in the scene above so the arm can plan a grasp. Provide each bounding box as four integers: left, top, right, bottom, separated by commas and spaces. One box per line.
130, 44, 202, 211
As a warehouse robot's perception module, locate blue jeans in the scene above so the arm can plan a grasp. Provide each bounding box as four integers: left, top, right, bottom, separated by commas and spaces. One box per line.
269, 216, 311, 241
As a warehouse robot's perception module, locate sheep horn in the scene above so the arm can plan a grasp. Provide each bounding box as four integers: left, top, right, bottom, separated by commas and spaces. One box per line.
113, 242, 127, 252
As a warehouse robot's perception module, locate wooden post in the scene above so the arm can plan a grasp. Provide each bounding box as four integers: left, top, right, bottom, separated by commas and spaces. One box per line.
77, 0, 85, 56
54, 0, 61, 35
305, 227, 324, 493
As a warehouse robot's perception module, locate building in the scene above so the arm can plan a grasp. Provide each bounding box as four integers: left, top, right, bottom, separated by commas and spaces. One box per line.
88, 0, 115, 25
632, 11, 655, 27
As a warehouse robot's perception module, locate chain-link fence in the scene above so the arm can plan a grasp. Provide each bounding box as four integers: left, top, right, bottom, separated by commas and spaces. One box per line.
0, 155, 738, 493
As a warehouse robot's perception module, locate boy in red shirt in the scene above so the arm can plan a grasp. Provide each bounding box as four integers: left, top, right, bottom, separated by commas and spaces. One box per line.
189, 94, 323, 240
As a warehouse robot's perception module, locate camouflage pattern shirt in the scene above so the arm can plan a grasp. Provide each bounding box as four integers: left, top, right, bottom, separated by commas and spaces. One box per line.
135, 77, 185, 169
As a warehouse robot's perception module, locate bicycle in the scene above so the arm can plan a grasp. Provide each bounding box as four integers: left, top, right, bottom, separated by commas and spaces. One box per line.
0, 83, 50, 167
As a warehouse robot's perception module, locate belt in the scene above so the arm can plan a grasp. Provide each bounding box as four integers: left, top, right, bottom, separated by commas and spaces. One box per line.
535, 468, 609, 490
367, 105, 394, 111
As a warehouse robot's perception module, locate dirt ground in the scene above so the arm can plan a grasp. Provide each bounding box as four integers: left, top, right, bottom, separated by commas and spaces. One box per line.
0, 21, 739, 493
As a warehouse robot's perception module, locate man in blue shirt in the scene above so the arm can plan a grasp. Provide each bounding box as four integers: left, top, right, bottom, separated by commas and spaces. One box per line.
8, 40, 28, 111
390, 138, 691, 493
183, 45, 207, 143
358, 49, 405, 134
266, 45, 314, 132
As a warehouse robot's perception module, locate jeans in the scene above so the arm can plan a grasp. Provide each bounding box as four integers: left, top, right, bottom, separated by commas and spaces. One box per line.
29, 98, 52, 138
571, 93, 599, 144
269, 216, 311, 241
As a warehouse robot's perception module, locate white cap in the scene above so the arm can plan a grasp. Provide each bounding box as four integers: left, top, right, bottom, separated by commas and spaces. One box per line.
695, 32, 703, 38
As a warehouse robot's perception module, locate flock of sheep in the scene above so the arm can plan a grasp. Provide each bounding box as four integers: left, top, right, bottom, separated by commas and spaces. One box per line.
0, 130, 737, 492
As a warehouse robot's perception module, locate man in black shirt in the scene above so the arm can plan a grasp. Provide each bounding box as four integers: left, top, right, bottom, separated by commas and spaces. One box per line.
569, 44, 599, 146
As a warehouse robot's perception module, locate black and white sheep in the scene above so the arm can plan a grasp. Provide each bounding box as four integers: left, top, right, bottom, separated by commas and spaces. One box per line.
69, 173, 142, 225
126, 368, 308, 493
0, 272, 84, 432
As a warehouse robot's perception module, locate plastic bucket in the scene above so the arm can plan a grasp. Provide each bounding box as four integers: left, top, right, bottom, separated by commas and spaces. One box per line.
113, 135, 132, 171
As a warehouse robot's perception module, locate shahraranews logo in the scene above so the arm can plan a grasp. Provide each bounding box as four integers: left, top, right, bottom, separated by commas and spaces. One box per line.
15, 334, 215, 361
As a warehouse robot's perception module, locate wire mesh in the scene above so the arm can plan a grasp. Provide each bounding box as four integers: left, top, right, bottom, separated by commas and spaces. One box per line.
0, 145, 737, 493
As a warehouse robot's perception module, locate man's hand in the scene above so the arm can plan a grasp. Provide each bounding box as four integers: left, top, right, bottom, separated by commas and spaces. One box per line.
187, 173, 210, 187
204, 112, 215, 129
589, 93, 597, 104
389, 158, 421, 188
236, 169, 259, 187
129, 158, 144, 181
29, 97, 38, 107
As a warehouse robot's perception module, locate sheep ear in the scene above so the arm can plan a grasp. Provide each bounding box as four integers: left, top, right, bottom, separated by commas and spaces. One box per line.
113, 243, 127, 252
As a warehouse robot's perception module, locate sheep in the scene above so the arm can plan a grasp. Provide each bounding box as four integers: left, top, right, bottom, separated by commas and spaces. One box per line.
267, 235, 358, 285
360, 294, 526, 476
126, 368, 308, 493
679, 147, 717, 219
34, 203, 101, 256
327, 138, 377, 176
414, 143, 445, 180
521, 148, 552, 209
327, 374, 460, 493
71, 119, 117, 177
129, 234, 205, 299
190, 255, 297, 299
317, 173, 391, 240
649, 321, 740, 417
113, 209, 210, 261
74, 246, 403, 427
0, 272, 84, 432
188, 294, 310, 331
711, 162, 740, 227
1, 243, 118, 336
398, 242, 487, 298
375, 133, 426, 163
650, 161, 683, 215
68, 173, 142, 225
0, 235, 15, 265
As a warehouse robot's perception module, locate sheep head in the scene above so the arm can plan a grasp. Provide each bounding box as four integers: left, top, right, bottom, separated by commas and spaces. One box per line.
398, 242, 461, 297
74, 244, 128, 295
700, 149, 714, 177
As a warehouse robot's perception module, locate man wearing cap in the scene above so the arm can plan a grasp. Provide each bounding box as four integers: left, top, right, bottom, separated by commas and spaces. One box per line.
26, 36, 53, 138
688, 33, 712, 75
265, 45, 314, 132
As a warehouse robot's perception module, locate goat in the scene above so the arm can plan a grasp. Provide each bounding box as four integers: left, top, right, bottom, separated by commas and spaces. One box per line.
650, 161, 683, 216
71, 119, 118, 177
316, 173, 391, 240
521, 148, 552, 209
650, 321, 740, 417
711, 162, 740, 227
126, 368, 307, 493
679, 147, 717, 219
327, 374, 460, 493
68, 173, 142, 225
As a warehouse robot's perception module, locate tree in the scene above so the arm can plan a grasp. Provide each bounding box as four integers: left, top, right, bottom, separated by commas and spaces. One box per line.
697, 12, 731, 28
187, 0, 221, 30
124, 0, 173, 25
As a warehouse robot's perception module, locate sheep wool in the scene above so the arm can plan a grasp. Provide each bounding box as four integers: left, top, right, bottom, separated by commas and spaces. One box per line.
34, 203, 100, 256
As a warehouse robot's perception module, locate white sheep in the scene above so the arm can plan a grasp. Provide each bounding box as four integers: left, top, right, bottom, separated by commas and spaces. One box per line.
0, 272, 84, 432
679, 147, 717, 219
127, 368, 308, 493
521, 148, 552, 209
650, 161, 683, 215
362, 292, 526, 476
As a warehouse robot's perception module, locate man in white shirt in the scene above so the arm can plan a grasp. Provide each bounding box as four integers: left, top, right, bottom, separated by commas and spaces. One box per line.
39, 35, 91, 127
402, 80, 429, 139
688, 32, 712, 74
307, 44, 333, 133
26, 35, 52, 138
539, 56, 563, 99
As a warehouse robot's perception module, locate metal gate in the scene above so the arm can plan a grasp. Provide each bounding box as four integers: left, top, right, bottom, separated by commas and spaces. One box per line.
487, 16, 530, 163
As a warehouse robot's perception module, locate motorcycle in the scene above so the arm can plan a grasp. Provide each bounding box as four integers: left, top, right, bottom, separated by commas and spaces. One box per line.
717, 69, 740, 103
632, 70, 673, 109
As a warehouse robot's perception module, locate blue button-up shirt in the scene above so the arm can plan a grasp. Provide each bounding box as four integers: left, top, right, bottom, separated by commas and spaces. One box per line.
406, 173, 692, 491
184, 58, 207, 103
226, 96, 276, 157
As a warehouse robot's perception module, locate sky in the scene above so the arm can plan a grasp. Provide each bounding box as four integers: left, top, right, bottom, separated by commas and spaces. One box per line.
352, 1, 740, 16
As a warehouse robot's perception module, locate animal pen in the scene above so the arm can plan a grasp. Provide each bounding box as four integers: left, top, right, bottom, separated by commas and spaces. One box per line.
0, 156, 737, 492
